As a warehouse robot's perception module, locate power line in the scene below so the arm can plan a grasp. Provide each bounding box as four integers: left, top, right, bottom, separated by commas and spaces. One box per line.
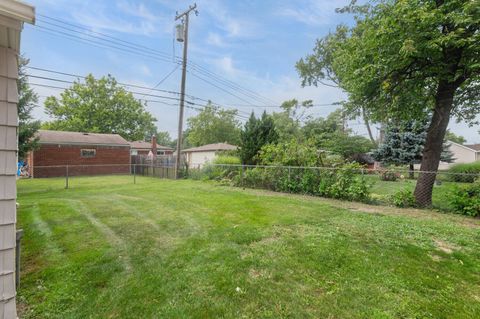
28, 80, 250, 120
33, 14, 277, 107
25, 66, 283, 113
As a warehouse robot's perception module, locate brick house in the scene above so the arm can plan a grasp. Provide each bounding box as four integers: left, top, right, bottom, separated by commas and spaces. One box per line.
129, 136, 174, 156
28, 130, 131, 178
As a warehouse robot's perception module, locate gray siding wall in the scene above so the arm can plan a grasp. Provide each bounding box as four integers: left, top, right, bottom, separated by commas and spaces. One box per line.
0, 46, 19, 319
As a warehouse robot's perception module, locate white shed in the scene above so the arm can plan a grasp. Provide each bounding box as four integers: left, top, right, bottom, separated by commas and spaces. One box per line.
182, 143, 237, 168
447, 141, 480, 164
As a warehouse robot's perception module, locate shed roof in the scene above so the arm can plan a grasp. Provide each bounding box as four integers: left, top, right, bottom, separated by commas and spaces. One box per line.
37, 130, 130, 146
129, 140, 173, 150
464, 144, 480, 152
182, 143, 237, 153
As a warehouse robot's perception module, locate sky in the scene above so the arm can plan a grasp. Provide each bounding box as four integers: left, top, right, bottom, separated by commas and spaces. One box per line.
22, 0, 479, 143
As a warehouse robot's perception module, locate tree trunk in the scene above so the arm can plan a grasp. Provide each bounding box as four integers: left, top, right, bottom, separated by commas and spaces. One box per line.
362, 106, 376, 145
409, 163, 414, 179
414, 81, 456, 207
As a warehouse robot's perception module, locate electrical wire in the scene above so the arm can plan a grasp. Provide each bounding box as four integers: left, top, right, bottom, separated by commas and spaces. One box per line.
32, 15, 278, 107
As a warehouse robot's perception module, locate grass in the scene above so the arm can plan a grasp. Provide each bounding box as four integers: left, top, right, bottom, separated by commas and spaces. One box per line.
17, 176, 480, 318
364, 174, 460, 211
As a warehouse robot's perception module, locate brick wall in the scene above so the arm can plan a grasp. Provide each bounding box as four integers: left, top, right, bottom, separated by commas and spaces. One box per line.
32, 144, 130, 178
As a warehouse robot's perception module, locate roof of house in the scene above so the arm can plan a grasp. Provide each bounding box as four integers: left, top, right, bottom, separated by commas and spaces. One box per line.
182, 143, 237, 153
129, 141, 173, 150
36, 130, 130, 146
465, 144, 480, 152
449, 140, 480, 152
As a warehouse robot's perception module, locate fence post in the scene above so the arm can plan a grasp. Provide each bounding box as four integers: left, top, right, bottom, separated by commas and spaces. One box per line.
133, 164, 136, 184
288, 167, 291, 192
15, 229, 23, 288
65, 165, 69, 189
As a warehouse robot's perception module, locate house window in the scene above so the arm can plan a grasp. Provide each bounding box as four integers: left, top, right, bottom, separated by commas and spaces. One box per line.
157, 150, 166, 156
81, 149, 96, 158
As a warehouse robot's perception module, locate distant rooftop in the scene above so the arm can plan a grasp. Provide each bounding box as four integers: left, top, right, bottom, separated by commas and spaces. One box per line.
129, 140, 173, 150
36, 130, 129, 146
464, 144, 480, 152
182, 143, 237, 153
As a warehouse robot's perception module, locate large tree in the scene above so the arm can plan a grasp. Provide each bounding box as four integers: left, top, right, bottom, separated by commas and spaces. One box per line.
445, 130, 467, 145
186, 103, 240, 147
303, 109, 374, 160
297, 0, 480, 206
18, 57, 41, 160
43, 74, 157, 141
239, 111, 278, 165
271, 99, 312, 142
156, 131, 174, 147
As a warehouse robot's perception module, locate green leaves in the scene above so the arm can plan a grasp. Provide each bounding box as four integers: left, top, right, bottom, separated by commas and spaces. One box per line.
43, 74, 157, 141
186, 103, 240, 147
18, 56, 40, 159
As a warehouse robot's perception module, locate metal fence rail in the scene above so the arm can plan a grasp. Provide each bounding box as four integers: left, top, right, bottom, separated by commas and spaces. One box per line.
21, 163, 480, 214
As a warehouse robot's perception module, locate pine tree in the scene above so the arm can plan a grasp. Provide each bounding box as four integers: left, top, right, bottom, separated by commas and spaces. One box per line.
238, 111, 278, 165
372, 120, 453, 178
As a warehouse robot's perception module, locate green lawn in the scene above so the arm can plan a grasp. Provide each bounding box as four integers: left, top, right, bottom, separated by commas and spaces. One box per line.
364, 175, 459, 211
17, 176, 480, 318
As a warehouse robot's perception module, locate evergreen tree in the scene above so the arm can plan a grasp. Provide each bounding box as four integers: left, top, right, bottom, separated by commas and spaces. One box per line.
372, 120, 454, 178
18, 56, 41, 160
239, 111, 278, 165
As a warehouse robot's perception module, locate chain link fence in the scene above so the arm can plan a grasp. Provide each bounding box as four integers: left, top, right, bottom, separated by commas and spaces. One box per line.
187, 164, 480, 214
19, 163, 480, 216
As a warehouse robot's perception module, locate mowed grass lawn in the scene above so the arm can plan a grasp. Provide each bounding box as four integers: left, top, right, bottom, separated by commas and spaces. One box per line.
17, 176, 480, 318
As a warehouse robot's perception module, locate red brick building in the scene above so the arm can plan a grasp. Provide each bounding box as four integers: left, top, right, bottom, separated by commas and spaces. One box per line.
28, 130, 131, 178
129, 136, 174, 156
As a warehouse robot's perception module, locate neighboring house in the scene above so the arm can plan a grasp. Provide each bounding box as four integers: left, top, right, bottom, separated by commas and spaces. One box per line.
28, 130, 131, 178
447, 141, 480, 164
129, 136, 173, 156
182, 143, 237, 168
0, 1, 35, 318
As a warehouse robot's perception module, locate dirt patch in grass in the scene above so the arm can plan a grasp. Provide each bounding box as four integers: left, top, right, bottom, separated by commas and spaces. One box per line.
434, 239, 459, 254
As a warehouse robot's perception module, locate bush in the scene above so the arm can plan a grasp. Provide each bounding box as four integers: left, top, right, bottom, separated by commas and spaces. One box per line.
213, 155, 241, 165
448, 161, 480, 183
379, 169, 398, 181
322, 163, 372, 202
448, 180, 480, 217
389, 188, 416, 208
192, 162, 372, 203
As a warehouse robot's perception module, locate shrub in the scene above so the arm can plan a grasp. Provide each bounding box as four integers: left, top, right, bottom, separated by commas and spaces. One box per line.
389, 188, 416, 208
448, 180, 480, 217
379, 169, 398, 181
323, 163, 372, 202
213, 155, 241, 165
447, 161, 480, 183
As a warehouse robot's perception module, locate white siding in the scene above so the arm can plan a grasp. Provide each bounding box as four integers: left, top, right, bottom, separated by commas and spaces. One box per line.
187, 151, 218, 168
0, 22, 19, 319
449, 142, 477, 164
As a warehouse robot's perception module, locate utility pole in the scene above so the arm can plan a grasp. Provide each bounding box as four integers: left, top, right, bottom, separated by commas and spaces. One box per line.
174, 3, 198, 179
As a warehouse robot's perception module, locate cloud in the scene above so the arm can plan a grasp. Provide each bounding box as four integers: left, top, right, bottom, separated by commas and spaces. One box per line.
117, 1, 157, 21
200, 0, 258, 38
206, 32, 225, 47
139, 64, 152, 77
277, 1, 345, 26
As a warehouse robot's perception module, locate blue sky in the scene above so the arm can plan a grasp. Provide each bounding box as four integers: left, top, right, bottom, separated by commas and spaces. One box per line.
23, 0, 479, 143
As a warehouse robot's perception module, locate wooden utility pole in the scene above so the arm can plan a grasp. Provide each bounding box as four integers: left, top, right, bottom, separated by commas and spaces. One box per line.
174, 3, 198, 179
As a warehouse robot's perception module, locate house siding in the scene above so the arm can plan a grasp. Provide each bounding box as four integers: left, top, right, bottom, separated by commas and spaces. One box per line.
449, 142, 477, 164
0, 46, 19, 318
32, 144, 130, 178
187, 151, 218, 168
